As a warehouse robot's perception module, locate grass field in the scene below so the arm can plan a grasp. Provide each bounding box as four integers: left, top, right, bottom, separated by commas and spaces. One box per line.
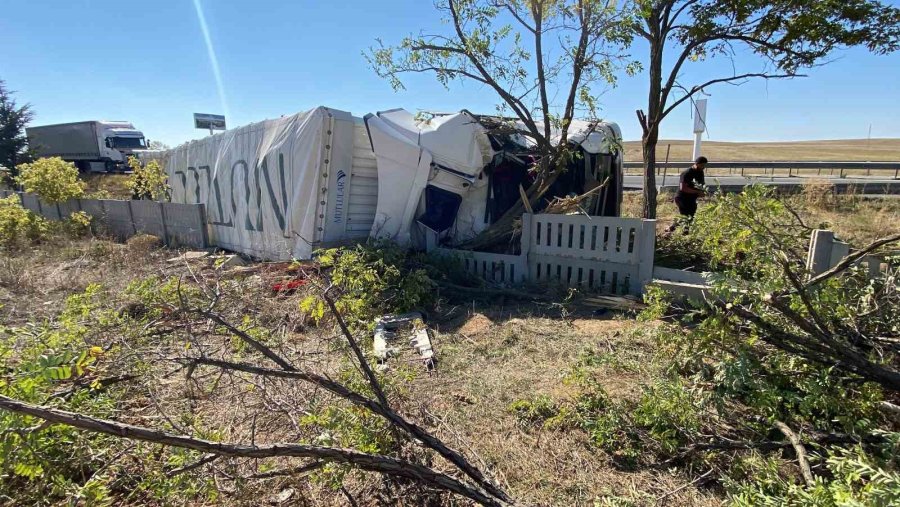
622, 138, 900, 162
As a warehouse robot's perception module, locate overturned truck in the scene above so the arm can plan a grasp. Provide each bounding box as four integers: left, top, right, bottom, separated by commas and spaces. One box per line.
161, 106, 623, 260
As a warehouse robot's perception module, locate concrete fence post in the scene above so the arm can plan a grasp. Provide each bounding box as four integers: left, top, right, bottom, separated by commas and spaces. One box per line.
806, 229, 834, 277
423, 228, 438, 253
520, 213, 533, 259
638, 219, 657, 292
158, 201, 171, 246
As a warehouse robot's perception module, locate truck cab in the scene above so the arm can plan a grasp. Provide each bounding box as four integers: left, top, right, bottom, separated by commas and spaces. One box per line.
98, 121, 147, 171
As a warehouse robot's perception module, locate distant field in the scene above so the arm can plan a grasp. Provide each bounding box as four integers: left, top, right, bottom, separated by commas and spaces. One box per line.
622, 138, 900, 162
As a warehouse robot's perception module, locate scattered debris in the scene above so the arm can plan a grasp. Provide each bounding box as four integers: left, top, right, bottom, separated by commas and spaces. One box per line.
271, 278, 307, 293
580, 294, 646, 312
214, 254, 246, 269
166, 251, 209, 263
269, 488, 295, 504
373, 312, 435, 370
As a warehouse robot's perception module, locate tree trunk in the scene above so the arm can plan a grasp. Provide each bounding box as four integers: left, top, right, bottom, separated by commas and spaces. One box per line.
642, 130, 659, 219
641, 13, 664, 220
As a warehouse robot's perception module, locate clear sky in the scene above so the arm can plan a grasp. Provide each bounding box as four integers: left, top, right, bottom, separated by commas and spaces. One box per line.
2, 0, 899, 147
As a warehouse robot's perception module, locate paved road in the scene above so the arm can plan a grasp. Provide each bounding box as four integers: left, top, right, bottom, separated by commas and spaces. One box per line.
623, 175, 900, 194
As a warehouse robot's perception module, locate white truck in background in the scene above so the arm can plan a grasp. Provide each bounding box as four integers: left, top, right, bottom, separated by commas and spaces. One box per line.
26, 120, 147, 172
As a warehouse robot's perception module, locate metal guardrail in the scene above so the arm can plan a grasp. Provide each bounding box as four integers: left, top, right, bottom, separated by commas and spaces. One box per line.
622, 161, 900, 179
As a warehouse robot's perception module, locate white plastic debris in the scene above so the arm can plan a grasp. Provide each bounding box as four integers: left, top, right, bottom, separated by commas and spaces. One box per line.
373, 312, 435, 370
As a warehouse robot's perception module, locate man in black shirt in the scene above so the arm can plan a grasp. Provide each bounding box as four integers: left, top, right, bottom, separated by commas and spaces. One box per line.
670, 156, 707, 232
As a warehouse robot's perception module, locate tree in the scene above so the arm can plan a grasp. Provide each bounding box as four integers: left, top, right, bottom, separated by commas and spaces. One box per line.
0, 79, 34, 182
368, 0, 637, 249
631, 0, 900, 218
16, 157, 85, 203
148, 140, 170, 150
127, 156, 169, 201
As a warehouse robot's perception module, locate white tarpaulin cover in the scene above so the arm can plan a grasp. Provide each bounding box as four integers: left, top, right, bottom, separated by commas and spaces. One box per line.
165, 107, 330, 260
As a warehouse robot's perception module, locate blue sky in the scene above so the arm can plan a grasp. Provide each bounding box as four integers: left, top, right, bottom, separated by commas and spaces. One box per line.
2, 0, 899, 147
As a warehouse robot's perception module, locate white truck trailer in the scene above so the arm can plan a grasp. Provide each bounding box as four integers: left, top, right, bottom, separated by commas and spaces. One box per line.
159, 106, 623, 261
26, 120, 147, 172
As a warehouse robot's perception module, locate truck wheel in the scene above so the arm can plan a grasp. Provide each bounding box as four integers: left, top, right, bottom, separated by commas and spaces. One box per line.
75, 161, 89, 173
105, 160, 116, 173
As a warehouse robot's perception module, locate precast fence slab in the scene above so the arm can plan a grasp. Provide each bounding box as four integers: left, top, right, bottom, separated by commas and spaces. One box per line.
1, 190, 208, 249
435, 213, 656, 296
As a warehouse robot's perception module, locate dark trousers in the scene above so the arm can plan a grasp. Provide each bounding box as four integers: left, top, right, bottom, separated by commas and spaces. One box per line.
675, 196, 698, 218
668, 196, 698, 233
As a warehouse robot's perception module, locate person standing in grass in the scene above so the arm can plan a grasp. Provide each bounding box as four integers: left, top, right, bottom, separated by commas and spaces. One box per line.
669, 156, 707, 232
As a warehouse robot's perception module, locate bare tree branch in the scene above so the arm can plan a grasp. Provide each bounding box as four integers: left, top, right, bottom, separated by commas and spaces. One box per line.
0, 394, 503, 507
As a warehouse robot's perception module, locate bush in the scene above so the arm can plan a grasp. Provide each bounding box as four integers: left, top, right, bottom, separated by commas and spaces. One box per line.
726, 440, 900, 506
15, 157, 85, 203
301, 241, 436, 328
127, 156, 169, 201
0, 194, 49, 249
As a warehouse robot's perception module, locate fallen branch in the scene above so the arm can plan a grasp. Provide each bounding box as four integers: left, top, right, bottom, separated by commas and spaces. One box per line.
655, 469, 713, 503
285, 290, 513, 505
166, 453, 219, 477
242, 461, 324, 480
321, 290, 391, 409
662, 432, 889, 466
192, 308, 295, 371
0, 394, 502, 507
774, 420, 814, 486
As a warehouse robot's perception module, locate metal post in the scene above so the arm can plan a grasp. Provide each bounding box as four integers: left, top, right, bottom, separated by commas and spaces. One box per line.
662, 144, 671, 186
692, 131, 702, 160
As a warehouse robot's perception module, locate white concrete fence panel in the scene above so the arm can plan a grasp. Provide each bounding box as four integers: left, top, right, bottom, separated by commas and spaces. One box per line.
435, 213, 656, 295
0, 190, 208, 249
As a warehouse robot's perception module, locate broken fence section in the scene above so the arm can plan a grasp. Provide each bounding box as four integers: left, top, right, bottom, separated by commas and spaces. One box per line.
0, 190, 208, 249
434, 213, 656, 296
652, 228, 890, 302
806, 229, 885, 279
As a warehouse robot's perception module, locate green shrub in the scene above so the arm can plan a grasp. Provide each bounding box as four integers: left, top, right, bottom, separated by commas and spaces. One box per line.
639, 284, 672, 321
633, 379, 703, 454
0, 285, 121, 503
725, 440, 900, 506
15, 157, 85, 203
0, 194, 49, 249
509, 395, 562, 428
301, 241, 436, 328
127, 156, 169, 201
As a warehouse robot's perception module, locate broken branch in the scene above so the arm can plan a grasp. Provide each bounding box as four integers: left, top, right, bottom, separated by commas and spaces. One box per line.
0, 394, 502, 507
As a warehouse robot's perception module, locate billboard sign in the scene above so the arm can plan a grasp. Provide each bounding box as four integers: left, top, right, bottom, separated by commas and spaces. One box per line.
194, 113, 226, 131
692, 99, 708, 134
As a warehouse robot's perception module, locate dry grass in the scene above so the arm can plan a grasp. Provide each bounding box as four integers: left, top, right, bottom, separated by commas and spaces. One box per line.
422, 308, 719, 506
1, 235, 722, 505
623, 138, 900, 162
83, 173, 132, 199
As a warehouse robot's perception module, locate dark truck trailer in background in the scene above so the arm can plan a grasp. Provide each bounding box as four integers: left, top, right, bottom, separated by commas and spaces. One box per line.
26, 120, 147, 172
